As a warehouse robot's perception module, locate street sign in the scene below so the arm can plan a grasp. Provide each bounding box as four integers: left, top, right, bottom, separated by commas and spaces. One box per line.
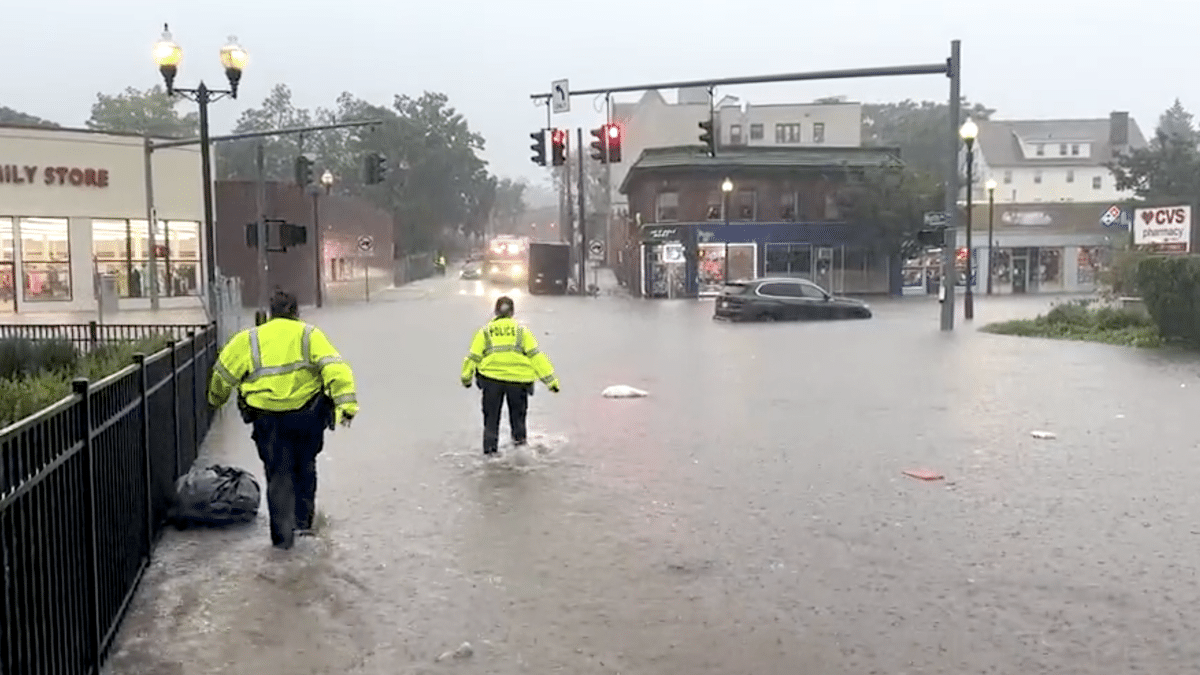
923, 211, 948, 228
588, 239, 604, 260
357, 235, 374, 256
551, 79, 570, 114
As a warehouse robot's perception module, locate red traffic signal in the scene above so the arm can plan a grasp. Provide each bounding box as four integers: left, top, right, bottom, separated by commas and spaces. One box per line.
590, 123, 623, 164
550, 128, 567, 166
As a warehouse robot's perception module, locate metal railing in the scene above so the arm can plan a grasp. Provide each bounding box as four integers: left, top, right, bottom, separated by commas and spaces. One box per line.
0, 323, 218, 674
0, 322, 210, 354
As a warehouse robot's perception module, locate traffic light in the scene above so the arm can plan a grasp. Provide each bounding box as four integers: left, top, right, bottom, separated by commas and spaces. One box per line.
294, 154, 314, 185
590, 124, 623, 164
530, 130, 547, 166
280, 222, 307, 247
364, 152, 388, 184
916, 228, 944, 247
550, 128, 567, 166
698, 118, 715, 156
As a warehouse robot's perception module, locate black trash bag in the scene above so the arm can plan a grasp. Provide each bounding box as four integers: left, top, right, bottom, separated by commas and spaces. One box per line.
170, 464, 261, 528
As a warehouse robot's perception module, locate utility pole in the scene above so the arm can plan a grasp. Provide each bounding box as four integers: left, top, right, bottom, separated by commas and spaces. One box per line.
940, 39, 961, 332
255, 142, 269, 312
577, 128, 587, 293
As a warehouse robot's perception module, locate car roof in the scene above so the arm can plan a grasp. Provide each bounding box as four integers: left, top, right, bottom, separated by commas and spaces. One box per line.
742, 277, 821, 286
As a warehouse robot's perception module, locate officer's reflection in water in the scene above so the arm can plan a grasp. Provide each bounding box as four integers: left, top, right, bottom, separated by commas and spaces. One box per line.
461, 295, 561, 456
207, 290, 359, 550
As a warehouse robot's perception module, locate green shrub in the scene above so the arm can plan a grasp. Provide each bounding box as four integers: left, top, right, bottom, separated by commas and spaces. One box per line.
1135, 255, 1200, 344
982, 299, 1162, 348
0, 334, 175, 428
1099, 249, 1150, 298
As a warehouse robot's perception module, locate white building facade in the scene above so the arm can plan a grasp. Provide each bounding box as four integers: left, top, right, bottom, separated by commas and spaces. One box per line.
0, 125, 204, 314
968, 112, 1146, 204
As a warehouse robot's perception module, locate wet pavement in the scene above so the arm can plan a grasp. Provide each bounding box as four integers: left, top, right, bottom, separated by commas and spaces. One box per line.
104, 277, 1200, 674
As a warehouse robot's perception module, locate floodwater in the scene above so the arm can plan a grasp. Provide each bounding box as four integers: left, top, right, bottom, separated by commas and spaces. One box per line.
105, 276, 1200, 674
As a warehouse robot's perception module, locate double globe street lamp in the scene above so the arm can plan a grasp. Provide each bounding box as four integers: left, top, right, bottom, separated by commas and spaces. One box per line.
152, 24, 248, 313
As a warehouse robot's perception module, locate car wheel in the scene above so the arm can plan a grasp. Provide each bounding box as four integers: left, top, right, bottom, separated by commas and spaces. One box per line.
758, 312, 777, 322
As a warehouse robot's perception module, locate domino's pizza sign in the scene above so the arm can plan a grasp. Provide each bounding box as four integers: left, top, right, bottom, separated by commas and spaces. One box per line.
1100, 205, 1131, 229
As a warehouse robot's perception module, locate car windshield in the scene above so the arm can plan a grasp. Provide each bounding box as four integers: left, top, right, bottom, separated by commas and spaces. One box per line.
722, 283, 750, 295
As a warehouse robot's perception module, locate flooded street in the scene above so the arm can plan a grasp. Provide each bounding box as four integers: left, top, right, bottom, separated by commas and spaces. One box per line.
106, 278, 1200, 674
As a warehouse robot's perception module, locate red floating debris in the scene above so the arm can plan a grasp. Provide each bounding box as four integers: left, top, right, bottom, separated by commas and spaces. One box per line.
903, 469, 944, 481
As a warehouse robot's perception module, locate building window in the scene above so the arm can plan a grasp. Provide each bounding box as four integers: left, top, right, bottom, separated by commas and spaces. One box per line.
812, 123, 826, 143
1035, 144, 1044, 156
780, 192, 797, 222
1071, 144, 1080, 156
729, 124, 743, 145
1033, 171, 1043, 184
1066, 170, 1075, 183
20, 217, 71, 302
765, 243, 813, 278
1003, 170, 1013, 184
164, 221, 202, 296
749, 123, 764, 140
1059, 144, 1067, 156
655, 191, 679, 222
775, 123, 801, 143
705, 192, 723, 220
1092, 176, 1102, 190
824, 193, 840, 220
0, 218, 14, 308
735, 189, 757, 220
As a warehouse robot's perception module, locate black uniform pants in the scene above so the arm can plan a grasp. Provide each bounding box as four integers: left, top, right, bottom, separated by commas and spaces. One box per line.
478, 373, 530, 454
251, 398, 327, 548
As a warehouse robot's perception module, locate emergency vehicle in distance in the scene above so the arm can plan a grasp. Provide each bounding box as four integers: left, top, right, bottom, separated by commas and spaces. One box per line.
483, 235, 528, 284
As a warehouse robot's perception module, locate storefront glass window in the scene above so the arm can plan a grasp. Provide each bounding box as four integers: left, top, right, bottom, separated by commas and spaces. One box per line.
0, 218, 14, 311
1038, 247, 1063, 290
1076, 246, 1110, 286
20, 217, 71, 301
93, 219, 134, 298
765, 243, 812, 278
697, 244, 725, 294
165, 221, 201, 296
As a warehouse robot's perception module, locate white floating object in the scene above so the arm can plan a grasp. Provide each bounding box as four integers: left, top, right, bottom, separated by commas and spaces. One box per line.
1030, 430, 1057, 440
602, 385, 649, 398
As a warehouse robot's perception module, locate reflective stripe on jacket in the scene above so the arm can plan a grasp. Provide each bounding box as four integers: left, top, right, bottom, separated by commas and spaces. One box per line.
207, 318, 358, 414
460, 317, 558, 387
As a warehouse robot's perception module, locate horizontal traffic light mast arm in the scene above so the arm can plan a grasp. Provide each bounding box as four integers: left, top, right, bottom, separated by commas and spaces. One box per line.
150, 119, 385, 150
528, 63, 950, 101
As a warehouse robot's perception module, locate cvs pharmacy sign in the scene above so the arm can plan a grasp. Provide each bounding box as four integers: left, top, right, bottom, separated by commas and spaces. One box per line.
1134, 205, 1192, 253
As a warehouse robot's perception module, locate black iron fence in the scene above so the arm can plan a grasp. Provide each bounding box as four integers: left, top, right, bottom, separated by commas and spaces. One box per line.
0, 322, 211, 354
0, 322, 218, 674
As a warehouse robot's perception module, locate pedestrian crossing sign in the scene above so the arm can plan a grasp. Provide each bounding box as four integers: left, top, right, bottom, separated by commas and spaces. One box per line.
1101, 205, 1122, 227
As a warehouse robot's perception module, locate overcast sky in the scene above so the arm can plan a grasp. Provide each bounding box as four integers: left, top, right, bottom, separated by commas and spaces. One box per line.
6, 0, 1185, 188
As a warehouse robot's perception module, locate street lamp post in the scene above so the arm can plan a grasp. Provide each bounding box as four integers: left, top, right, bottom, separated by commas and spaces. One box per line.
314, 170, 334, 308
721, 177, 733, 284
153, 24, 247, 318
959, 118, 978, 320
985, 178, 997, 295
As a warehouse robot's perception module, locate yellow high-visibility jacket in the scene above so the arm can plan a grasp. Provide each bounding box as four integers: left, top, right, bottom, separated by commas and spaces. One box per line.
461, 317, 559, 388
208, 318, 359, 419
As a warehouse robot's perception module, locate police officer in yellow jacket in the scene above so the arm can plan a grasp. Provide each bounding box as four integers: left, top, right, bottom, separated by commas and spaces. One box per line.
461, 296, 559, 456
207, 290, 358, 549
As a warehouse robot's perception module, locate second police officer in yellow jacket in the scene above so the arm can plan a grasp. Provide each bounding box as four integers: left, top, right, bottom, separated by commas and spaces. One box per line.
461, 295, 559, 456
207, 290, 358, 550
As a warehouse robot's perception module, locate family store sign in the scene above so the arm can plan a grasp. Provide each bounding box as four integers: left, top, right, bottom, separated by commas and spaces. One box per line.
0, 164, 111, 188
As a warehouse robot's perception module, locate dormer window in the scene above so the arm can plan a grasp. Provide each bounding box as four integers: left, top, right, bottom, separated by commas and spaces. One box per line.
1035, 144, 1045, 157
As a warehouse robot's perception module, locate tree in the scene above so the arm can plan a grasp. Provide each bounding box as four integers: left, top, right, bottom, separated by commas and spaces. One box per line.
839, 163, 945, 260
491, 178, 528, 233
1108, 100, 1200, 202
861, 99, 994, 179
0, 106, 59, 128
216, 84, 317, 181
86, 86, 199, 138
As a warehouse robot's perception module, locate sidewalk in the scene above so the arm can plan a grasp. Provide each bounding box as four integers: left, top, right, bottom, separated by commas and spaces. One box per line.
1, 307, 214, 325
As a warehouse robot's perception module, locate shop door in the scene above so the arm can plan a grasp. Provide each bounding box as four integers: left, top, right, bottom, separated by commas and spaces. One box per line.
1012, 258, 1028, 294
814, 245, 844, 293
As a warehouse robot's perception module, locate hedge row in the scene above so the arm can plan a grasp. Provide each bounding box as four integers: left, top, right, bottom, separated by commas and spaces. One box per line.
1135, 255, 1200, 344
0, 335, 172, 428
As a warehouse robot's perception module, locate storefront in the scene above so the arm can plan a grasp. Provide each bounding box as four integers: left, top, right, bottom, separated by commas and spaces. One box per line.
639, 222, 893, 299
954, 203, 1123, 295
0, 125, 204, 314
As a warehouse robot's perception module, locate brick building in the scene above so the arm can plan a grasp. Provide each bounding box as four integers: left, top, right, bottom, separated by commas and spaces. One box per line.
613, 146, 902, 298
215, 181, 394, 306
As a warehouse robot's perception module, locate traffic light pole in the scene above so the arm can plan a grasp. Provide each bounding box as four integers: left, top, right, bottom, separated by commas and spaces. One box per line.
255, 142, 270, 313
577, 128, 587, 294
528, 43, 963, 329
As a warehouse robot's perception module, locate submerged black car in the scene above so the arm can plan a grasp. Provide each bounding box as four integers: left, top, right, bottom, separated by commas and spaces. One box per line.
713, 277, 872, 321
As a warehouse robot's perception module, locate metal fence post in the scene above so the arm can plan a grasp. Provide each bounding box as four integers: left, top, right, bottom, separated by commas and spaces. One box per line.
71, 378, 101, 670
133, 354, 153, 551
168, 340, 180, 480
190, 331, 200, 457
87, 321, 98, 352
